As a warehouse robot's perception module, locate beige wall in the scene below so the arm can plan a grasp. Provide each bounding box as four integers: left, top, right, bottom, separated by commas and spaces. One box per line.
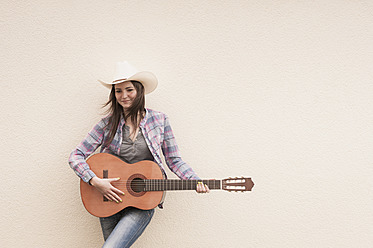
1, 1, 373, 247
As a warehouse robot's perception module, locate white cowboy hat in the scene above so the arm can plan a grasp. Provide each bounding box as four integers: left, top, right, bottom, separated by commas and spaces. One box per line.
98, 61, 158, 94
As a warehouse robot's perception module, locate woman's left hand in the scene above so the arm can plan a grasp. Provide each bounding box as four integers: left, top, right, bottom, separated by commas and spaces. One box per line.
196, 182, 210, 193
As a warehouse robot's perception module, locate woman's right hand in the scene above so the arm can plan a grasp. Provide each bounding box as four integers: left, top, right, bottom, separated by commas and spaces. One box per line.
89, 177, 125, 203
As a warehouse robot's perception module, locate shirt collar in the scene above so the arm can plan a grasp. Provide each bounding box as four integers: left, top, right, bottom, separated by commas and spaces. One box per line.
140, 108, 149, 128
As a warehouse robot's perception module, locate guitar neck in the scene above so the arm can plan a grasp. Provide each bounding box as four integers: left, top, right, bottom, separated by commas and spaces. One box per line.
144, 179, 221, 191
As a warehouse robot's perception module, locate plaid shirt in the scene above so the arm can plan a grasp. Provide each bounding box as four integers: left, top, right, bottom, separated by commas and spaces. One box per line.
69, 108, 200, 183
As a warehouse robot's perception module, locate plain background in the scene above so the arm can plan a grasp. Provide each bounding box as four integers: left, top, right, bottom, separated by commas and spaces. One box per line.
1, 1, 372, 247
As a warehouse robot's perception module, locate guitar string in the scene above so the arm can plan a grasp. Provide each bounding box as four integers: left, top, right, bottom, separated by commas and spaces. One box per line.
106, 180, 222, 190
109, 181, 216, 184
106, 180, 218, 184
95, 180, 221, 191
111, 181, 215, 185
109, 182, 219, 187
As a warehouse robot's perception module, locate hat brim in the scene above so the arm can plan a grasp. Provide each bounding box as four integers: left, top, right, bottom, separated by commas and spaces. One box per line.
98, 71, 158, 95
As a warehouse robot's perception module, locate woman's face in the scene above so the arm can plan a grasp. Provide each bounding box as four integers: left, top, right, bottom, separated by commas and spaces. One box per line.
114, 81, 137, 111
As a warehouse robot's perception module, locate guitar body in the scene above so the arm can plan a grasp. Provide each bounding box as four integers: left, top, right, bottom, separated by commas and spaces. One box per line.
80, 153, 164, 217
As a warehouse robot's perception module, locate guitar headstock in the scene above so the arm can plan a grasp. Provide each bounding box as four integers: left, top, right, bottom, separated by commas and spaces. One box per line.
222, 177, 254, 192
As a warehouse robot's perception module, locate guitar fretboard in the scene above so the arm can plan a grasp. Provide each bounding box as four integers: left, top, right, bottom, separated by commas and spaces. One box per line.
144, 179, 221, 191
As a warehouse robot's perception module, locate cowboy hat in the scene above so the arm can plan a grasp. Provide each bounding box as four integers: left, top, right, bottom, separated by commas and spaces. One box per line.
98, 61, 158, 94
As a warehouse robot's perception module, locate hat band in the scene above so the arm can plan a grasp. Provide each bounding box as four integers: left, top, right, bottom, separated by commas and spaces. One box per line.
112, 78, 128, 83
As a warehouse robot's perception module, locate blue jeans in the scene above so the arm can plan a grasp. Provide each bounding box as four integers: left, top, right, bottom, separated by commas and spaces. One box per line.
100, 207, 155, 248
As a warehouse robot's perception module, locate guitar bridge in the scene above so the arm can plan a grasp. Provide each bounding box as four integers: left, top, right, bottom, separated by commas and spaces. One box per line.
103, 170, 108, 202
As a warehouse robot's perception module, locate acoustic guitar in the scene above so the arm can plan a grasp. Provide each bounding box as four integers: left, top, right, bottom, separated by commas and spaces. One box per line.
80, 153, 254, 217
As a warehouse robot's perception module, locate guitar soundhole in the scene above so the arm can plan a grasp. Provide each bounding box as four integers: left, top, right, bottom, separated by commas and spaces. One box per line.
127, 174, 146, 197
131, 178, 145, 193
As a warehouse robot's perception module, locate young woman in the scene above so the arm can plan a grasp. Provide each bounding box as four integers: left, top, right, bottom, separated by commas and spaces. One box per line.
68, 61, 209, 248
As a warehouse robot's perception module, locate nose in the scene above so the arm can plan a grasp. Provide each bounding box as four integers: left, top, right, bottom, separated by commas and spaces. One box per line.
121, 92, 128, 99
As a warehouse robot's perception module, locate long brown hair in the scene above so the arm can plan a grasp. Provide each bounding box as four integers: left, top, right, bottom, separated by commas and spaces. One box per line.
103, 81, 145, 146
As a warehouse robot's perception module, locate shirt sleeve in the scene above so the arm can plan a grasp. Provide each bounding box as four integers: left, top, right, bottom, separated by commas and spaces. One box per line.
161, 115, 201, 180
68, 119, 106, 183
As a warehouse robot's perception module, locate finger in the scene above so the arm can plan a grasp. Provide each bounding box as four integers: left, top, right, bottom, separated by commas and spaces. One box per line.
104, 193, 116, 202
104, 194, 113, 202
108, 177, 121, 183
205, 184, 210, 193
199, 182, 205, 193
200, 183, 207, 193
197, 182, 204, 193
108, 191, 122, 203
112, 186, 125, 196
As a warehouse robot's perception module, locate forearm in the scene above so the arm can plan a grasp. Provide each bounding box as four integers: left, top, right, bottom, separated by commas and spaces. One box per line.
165, 157, 201, 180
68, 148, 97, 183
68, 120, 106, 182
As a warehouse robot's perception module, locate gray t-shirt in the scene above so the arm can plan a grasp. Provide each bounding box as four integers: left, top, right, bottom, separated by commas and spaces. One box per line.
119, 125, 154, 164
